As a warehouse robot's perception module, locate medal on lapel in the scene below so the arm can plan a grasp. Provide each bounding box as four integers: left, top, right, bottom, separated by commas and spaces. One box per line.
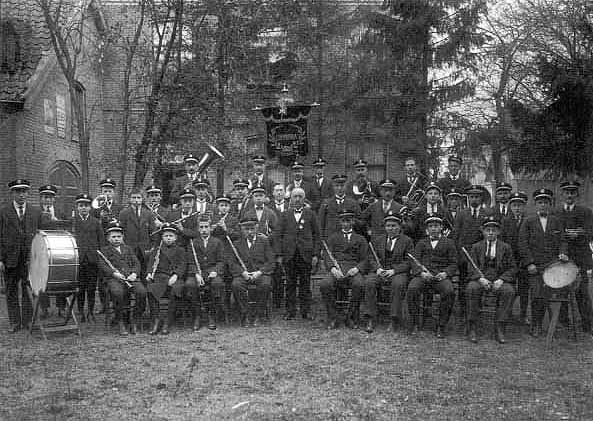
299, 219, 305, 230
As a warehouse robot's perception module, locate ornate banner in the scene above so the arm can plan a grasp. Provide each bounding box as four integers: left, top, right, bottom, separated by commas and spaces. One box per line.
261, 105, 312, 166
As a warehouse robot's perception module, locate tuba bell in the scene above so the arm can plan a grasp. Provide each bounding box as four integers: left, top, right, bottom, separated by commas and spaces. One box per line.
196, 144, 225, 176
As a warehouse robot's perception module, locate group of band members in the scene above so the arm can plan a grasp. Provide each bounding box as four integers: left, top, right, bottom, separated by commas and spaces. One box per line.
1, 153, 592, 343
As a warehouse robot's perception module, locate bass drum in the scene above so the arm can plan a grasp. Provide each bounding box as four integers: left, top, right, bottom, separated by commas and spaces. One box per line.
543, 260, 579, 289
28, 230, 79, 296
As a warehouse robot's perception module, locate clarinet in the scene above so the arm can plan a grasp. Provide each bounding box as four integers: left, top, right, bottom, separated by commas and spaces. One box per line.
226, 235, 248, 272
146, 240, 163, 282
368, 241, 383, 270
189, 239, 206, 313
97, 250, 132, 288
321, 240, 343, 275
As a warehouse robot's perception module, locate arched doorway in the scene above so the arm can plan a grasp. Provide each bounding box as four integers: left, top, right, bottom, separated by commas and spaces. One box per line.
48, 161, 80, 219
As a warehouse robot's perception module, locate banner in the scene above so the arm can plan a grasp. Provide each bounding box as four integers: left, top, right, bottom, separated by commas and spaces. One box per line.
262, 105, 312, 166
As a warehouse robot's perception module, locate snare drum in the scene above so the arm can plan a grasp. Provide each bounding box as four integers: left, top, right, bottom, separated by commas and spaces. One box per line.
28, 230, 79, 296
543, 260, 579, 289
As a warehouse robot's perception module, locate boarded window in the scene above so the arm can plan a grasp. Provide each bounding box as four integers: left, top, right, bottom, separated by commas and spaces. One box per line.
0, 21, 20, 74
345, 135, 387, 182
48, 161, 80, 218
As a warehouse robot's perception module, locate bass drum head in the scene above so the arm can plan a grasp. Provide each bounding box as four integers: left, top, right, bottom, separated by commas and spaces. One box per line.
29, 233, 50, 296
543, 261, 579, 289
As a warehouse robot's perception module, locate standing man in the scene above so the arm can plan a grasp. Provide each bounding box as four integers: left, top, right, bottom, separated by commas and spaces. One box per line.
276, 187, 320, 320
396, 157, 425, 205
553, 180, 593, 336
362, 214, 414, 333
118, 189, 155, 276
443, 188, 464, 238
170, 153, 207, 206
231, 178, 251, 220
167, 188, 199, 249
345, 159, 380, 210
248, 155, 275, 196
0, 179, 41, 332
519, 188, 569, 337
360, 178, 403, 239
244, 187, 278, 238
493, 182, 513, 219
145, 184, 170, 223
38, 184, 69, 318
501, 191, 529, 324
286, 161, 320, 212
410, 182, 447, 241
319, 175, 361, 241
93, 177, 123, 232
311, 158, 334, 205
437, 155, 471, 198
466, 216, 517, 343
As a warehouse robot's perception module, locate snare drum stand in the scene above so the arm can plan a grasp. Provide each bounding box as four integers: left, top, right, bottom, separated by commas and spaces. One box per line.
545, 288, 579, 348
28, 286, 81, 339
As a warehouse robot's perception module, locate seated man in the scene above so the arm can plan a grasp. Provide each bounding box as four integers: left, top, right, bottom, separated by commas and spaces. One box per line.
466, 216, 517, 344
229, 217, 274, 327
97, 221, 147, 336
145, 223, 187, 335
362, 213, 414, 333
319, 210, 368, 329
187, 215, 225, 331
407, 215, 457, 338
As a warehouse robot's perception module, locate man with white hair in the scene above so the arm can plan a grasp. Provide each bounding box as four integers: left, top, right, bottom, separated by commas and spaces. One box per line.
276, 187, 320, 320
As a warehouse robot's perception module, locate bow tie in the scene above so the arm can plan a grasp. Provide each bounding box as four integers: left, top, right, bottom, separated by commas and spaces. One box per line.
430, 236, 440, 241
294, 208, 303, 212
539, 212, 548, 218
256, 206, 264, 210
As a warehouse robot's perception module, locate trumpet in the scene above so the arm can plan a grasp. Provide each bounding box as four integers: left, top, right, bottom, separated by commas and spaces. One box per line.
91, 194, 108, 210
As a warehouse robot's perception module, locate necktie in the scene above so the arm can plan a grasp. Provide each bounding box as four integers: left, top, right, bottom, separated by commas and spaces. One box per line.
472, 208, 477, 218
45, 205, 50, 213
137, 207, 141, 218
388, 237, 395, 251
516, 216, 521, 227
344, 232, 350, 241
501, 205, 506, 215
204, 239, 208, 249
487, 241, 492, 258
248, 238, 254, 249
383, 202, 389, 213
17, 205, 24, 219
337, 198, 344, 205
432, 204, 436, 214
318, 178, 322, 187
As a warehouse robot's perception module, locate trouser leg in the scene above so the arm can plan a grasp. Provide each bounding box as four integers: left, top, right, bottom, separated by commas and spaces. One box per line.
319, 276, 337, 321
434, 278, 455, 327
407, 277, 425, 325
496, 283, 516, 323
361, 275, 378, 319
465, 280, 483, 323
390, 274, 408, 320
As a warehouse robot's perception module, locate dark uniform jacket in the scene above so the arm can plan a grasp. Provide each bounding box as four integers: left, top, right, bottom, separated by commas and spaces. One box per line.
118, 206, 155, 249
243, 206, 278, 238
469, 240, 517, 283
187, 236, 225, 275
170, 174, 211, 205
92, 202, 123, 232
318, 196, 361, 240
411, 202, 448, 240
412, 237, 458, 277
248, 174, 276, 198
0, 203, 41, 267
276, 207, 320, 263
211, 211, 240, 242
501, 214, 527, 263
39, 206, 70, 230
368, 234, 414, 274
310, 176, 334, 203
518, 214, 567, 270
229, 234, 275, 277
553, 204, 593, 269
345, 178, 380, 202
145, 242, 187, 298
166, 209, 198, 248
98, 243, 141, 278
452, 206, 493, 250
361, 199, 403, 238
437, 173, 471, 198
72, 214, 104, 266
325, 231, 368, 274
395, 173, 426, 202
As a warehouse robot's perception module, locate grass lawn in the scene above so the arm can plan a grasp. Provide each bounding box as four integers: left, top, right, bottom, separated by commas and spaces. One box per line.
1, 300, 592, 421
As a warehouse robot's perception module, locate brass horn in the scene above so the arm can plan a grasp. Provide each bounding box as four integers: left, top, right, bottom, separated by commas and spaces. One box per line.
197, 144, 225, 175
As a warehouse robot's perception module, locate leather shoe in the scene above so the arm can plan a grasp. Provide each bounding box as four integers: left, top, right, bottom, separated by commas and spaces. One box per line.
252, 317, 260, 328
118, 321, 129, 336
436, 326, 445, 339
495, 323, 506, 344
365, 318, 374, 333
149, 320, 160, 335
391, 318, 400, 333
130, 323, 137, 335
469, 326, 478, 343
208, 315, 216, 330
284, 313, 296, 320
530, 324, 542, 338
327, 319, 338, 329
240, 315, 248, 328
160, 325, 170, 335
408, 324, 419, 336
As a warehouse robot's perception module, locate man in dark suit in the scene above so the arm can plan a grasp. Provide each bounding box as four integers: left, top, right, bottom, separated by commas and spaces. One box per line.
146, 184, 170, 222
231, 178, 252, 220
466, 216, 517, 343
410, 182, 447, 241
248, 155, 275, 198
38, 184, 70, 318
395, 157, 427, 205
276, 187, 320, 320
407, 215, 458, 338
187, 215, 226, 330
243, 187, 277, 238
360, 178, 403, 239
501, 191, 529, 323
229, 217, 275, 327
319, 210, 369, 329
345, 159, 380, 211
92, 177, 123, 232
553, 180, 593, 336
519, 188, 569, 337
72, 193, 105, 321
493, 182, 513, 219
452, 184, 493, 318
319, 175, 361, 241
437, 155, 471, 199
443, 188, 464, 238
270, 183, 288, 216
119, 189, 156, 276
310, 157, 334, 205
362, 214, 414, 333
170, 153, 210, 206
167, 188, 199, 249
0, 179, 41, 332
286, 161, 320, 212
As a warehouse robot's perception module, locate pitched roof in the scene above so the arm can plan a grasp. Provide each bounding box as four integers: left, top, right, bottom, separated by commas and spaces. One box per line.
0, 0, 51, 102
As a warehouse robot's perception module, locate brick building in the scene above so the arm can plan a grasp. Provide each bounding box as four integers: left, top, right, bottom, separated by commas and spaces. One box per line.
0, 0, 146, 214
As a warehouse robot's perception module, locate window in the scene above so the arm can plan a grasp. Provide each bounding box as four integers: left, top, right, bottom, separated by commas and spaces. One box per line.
71, 81, 86, 142
0, 21, 20, 74
346, 135, 387, 181
48, 161, 81, 218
